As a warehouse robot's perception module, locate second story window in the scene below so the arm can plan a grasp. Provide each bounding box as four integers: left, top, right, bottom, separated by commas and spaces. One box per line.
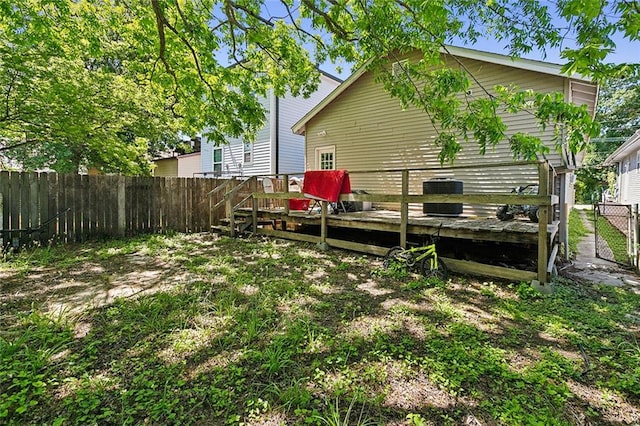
243, 142, 252, 164
213, 147, 223, 176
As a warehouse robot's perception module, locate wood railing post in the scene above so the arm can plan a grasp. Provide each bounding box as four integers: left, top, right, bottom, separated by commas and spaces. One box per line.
283, 174, 290, 215
558, 173, 568, 260
632, 204, 640, 272
252, 176, 258, 234
319, 200, 328, 250
400, 170, 409, 248
537, 162, 549, 284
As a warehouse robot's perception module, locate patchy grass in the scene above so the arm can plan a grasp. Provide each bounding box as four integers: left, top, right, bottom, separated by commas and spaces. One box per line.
1, 234, 639, 425
595, 215, 630, 264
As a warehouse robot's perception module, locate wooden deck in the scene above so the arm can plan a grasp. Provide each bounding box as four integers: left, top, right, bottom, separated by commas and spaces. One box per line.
212, 160, 560, 284
247, 208, 556, 245
230, 207, 558, 283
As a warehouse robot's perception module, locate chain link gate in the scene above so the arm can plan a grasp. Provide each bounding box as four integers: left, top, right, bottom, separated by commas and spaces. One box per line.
594, 203, 636, 267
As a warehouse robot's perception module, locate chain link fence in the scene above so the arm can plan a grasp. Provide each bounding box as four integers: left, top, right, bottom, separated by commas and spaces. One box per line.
594, 203, 634, 267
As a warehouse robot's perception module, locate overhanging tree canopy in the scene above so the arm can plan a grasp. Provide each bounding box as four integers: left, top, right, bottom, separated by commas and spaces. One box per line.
1, 0, 638, 173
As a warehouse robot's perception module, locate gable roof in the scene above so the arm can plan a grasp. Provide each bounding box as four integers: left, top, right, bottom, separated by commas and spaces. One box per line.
604, 129, 640, 165
292, 45, 592, 135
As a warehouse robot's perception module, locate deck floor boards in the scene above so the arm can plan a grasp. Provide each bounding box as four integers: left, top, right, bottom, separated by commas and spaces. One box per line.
238, 208, 556, 244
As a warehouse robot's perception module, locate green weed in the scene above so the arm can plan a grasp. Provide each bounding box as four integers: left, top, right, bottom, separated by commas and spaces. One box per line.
2, 234, 640, 425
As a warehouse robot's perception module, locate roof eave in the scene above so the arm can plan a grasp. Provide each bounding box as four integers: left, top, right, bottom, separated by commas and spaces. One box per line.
442, 45, 593, 83
603, 129, 640, 165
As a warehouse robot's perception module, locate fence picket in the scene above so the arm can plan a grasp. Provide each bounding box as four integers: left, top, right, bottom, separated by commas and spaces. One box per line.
0, 171, 10, 232
38, 173, 49, 243
0, 172, 223, 243
47, 173, 59, 240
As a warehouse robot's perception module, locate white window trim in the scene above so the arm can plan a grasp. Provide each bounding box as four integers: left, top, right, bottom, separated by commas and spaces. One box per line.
636, 151, 640, 174
243, 141, 253, 166
315, 145, 336, 170
212, 147, 223, 177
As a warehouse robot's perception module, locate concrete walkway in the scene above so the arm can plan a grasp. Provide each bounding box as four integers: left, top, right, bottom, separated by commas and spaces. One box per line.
560, 210, 640, 292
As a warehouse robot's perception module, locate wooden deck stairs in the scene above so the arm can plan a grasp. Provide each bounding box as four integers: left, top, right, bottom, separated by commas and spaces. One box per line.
213, 211, 275, 235
208, 176, 275, 236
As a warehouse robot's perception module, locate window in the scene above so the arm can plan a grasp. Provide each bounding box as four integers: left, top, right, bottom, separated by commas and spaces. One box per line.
243, 142, 252, 164
315, 146, 335, 170
213, 147, 223, 176
637, 151, 640, 173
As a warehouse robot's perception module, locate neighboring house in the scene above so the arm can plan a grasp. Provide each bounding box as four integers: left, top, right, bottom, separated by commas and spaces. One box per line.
292, 46, 598, 218
604, 129, 640, 206
200, 72, 341, 178
153, 152, 202, 177
153, 138, 202, 178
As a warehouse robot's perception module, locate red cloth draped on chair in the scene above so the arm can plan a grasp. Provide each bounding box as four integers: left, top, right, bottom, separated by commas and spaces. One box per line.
303, 170, 352, 203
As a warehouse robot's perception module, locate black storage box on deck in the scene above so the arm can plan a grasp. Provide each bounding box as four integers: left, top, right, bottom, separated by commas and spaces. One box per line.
423, 178, 463, 216
342, 189, 371, 212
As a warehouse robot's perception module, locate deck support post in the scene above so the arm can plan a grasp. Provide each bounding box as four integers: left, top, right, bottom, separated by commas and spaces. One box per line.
400, 170, 409, 248
537, 162, 549, 284
318, 201, 329, 251
634, 204, 639, 273
251, 176, 258, 234
282, 174, 289, 230
558, 173, 569, 260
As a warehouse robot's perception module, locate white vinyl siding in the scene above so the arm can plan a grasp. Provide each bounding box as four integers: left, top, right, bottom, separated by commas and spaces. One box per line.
278, 74, 340, 174
200, 74, 339, 177
620, 152, 640, 205
243, 142, 253, 165
605, 129, 640, 206
224, 95, 271, 176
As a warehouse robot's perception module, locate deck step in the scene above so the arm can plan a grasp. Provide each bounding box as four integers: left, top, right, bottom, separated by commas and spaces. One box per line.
210, 225, 232, 234
221, 217, 275, 227
233, 211, 253, 217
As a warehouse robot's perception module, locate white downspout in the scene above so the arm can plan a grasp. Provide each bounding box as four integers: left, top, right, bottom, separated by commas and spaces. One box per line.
269, 90, 277, 175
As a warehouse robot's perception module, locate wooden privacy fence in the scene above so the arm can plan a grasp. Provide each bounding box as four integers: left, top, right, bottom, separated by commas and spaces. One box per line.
0, 172, 232, 244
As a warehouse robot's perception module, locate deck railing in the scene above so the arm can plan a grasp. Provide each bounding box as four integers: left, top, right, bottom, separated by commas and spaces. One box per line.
250, 161, 559, 284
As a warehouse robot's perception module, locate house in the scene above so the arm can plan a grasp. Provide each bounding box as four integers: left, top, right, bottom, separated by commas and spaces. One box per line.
153, 152, 202, 177
153, 138, 202, 178
292, 46, 598, 220
200, 72, 341, 178
604, 129, 640, 206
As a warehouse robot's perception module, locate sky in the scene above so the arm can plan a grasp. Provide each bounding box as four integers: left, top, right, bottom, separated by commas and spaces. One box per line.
270, 0, 640, 81
320, 29, 638, 80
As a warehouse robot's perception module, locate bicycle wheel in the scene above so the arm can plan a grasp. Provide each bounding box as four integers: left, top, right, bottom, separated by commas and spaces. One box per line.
420, 255, 448, 280
383, 246, 405, 269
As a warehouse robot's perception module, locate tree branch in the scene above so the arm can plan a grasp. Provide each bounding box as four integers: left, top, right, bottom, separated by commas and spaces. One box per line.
161, 7, 221, 107
281, 1, 326, 51
0, 139, 36, 152
300, 0, 357, 42
151, 0, 181, 110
